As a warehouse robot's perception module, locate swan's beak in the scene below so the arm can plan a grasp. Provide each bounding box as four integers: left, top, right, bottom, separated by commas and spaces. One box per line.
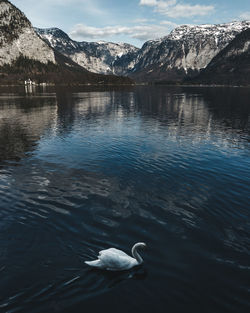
136, 242, 147, 249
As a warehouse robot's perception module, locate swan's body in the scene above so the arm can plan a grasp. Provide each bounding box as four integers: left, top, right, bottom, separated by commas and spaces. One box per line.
85, 242, 146, 271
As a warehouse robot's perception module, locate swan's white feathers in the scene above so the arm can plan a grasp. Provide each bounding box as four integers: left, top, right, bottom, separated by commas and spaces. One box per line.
97, 248, 136, 270
99, 248, 129, 257
85, 242, 146, 271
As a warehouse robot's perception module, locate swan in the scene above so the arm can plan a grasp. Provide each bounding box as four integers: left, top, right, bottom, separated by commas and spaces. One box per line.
85, 242, 147, 271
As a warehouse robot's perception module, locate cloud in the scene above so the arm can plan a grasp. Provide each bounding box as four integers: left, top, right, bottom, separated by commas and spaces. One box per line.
70, 23, 177, 42
139, 0, 157, 5
139, 0, 214, 18
239, 12, 250, 20
132, 18, 155, 23
160, 20, 178, 26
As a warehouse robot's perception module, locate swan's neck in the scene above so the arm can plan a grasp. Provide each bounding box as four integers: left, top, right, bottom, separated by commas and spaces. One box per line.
131, 244, 143, 264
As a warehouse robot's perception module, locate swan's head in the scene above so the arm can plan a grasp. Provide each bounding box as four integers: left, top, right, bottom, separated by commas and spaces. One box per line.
134, 242, 147, 250
131, 242, 147, 264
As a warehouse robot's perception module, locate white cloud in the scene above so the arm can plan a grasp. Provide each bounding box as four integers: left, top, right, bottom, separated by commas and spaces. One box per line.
240, 12, 250, 21
160, 20, 178, 26
161, 4, 214, 18
139, 0, 158, 5
139, 0, 214, 18
70, 23, 176, 42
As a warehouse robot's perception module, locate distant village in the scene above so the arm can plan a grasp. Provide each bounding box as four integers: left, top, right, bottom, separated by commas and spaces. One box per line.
24, 78, 47, 86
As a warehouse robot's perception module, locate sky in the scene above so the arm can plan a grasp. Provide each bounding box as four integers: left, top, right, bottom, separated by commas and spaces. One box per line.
11, 0, 250, 47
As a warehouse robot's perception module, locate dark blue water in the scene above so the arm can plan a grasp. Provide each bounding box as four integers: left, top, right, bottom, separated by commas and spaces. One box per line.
0, 86, 249, 313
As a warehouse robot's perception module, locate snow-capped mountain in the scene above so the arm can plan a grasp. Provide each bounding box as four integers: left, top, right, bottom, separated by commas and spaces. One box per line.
35, 27, 139, 75
130, 21, 250, 82
0, 1, 133, 85
1, 0, 250, 85
190, 28, 250, 85
36, 21, 250, 82
0, 0, 55, 66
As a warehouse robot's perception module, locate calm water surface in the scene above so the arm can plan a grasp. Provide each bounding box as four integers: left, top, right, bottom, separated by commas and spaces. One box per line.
0, 86, 249, 313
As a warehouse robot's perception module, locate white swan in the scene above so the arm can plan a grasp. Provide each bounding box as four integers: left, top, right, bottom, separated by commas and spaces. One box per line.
85, 242, 147, 271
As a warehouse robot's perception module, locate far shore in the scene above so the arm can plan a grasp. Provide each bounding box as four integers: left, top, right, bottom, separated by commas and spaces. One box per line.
0, 82, 249, 88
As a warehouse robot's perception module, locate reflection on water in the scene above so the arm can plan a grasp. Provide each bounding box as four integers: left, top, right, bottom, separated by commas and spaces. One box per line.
0, 93, 57, 165
0, 86, 249, 313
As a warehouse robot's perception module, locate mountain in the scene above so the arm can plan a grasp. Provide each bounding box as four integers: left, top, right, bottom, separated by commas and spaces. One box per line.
0, 52, 134, 86
188, 28, 250, 86
2, 0, 249, 85
35, 27, 139, 75
0, 0, 133, 85
129, 21, 250, 82
36, 21, 250, 84
0, 0, 55, 66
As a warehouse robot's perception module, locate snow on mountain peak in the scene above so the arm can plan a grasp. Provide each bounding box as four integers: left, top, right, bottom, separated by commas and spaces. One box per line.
36, 27, 139, 75
168, 21, 250, 41
0, 1, 56, 66
0, 1, 11, 14
130, 20, 250, 82
35, 21, 250, 81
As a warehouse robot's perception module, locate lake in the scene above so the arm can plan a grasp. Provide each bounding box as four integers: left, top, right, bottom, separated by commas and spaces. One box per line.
0, 85, 249, 313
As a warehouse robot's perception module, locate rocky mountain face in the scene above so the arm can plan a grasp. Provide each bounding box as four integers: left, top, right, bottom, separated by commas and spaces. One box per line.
0, 0, 55, 66
130, 21, 250, 82
1, 0, 250, 85
36, 21, 250, 83
0, 1, 133, 85
35, 27, 139, 75
189, 28, 250, 86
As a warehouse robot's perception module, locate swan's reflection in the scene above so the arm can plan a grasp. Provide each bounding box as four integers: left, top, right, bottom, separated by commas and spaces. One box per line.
87, 266, 148, 289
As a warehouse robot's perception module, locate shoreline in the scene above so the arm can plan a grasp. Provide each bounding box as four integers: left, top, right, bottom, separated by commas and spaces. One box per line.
0, 82, 249, 89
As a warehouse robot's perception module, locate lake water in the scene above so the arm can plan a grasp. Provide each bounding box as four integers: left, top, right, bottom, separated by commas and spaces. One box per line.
0, 86, 249, 313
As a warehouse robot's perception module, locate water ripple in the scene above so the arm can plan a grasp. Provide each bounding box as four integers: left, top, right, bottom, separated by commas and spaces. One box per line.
0, 86, 249, 313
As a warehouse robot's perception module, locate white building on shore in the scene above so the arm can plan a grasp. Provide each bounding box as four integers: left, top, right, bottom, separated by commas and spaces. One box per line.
24, 78, 36, 85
